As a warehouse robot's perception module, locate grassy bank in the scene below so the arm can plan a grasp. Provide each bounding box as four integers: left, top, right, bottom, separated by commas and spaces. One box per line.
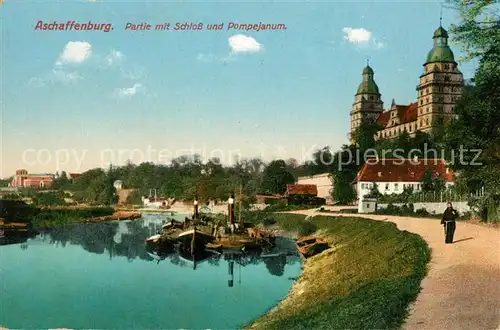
247, 213, 430, 330
32, 206, 115, 228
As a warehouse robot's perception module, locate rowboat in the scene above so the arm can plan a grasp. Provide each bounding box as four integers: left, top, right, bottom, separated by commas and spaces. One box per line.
296, 236, 329, 260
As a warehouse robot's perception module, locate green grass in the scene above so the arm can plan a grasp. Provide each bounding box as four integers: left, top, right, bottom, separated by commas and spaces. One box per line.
246, 214, 430, 330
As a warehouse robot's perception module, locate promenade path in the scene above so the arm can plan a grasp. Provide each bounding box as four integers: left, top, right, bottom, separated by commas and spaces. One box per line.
286, 207, 500, 330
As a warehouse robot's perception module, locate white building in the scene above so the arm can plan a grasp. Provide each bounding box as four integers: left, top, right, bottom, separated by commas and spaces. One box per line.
296, 172, 333, 203
358, 198, 377, 213
352, 158, 455, 200
141, 196, 168, 208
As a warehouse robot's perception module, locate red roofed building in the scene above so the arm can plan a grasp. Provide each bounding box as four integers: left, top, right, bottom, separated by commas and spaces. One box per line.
68, 173, 81, 180
296, 173, 333, 204
9, 169, 54, 188
349, 25, 465, 144
285, 184, 318, 197
352, 158, 455, 199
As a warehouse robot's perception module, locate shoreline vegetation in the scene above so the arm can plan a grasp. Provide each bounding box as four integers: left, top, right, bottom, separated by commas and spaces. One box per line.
32, 207, 142, 228
1, 202, 142, 229
244, 213, 430, 330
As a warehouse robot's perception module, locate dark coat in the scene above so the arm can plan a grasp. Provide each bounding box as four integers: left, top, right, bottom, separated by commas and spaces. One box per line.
441, 207, 459, 224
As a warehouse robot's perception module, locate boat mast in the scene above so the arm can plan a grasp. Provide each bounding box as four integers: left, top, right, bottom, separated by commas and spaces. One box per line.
238, 181, 242, 223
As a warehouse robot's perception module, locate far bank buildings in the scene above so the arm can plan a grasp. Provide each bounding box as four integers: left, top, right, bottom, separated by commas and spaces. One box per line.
349, 25, 465, 143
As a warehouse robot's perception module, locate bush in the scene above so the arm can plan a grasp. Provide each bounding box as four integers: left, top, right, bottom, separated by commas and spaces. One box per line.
298, 221, 317, 236
415, 208, 431, 217
264, 198, 282, 205
32, 206, 114, 228
33, 191, 66, 206
263, 217, 277, 226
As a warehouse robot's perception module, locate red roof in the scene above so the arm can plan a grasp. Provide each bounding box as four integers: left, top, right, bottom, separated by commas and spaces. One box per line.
353, 158, 455, 183
68, 173, 81, 179
376, 102, 418, 127
401, 102, 418, 124
286, 184, 318, 196
377, 111, 391, 126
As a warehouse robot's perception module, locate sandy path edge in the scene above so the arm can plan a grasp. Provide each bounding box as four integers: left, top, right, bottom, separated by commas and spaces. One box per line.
284, 210, 500, 330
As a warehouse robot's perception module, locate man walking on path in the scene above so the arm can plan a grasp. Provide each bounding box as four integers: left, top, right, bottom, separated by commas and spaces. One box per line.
441, 201, 459, 244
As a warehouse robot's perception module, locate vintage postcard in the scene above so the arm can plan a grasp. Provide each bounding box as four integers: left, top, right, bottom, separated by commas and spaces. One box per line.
1, 1, 499, 329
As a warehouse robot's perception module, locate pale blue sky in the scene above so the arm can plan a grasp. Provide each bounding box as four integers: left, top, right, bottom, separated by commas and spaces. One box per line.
0, 0, 478, 177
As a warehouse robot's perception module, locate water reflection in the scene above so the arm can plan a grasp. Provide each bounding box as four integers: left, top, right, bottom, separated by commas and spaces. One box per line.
1, 214, 303, 329
14, 214, 301, 278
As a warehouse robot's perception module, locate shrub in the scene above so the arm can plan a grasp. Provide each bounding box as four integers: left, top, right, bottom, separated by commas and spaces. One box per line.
263, 217, 277, 226
298, 221, 317, 236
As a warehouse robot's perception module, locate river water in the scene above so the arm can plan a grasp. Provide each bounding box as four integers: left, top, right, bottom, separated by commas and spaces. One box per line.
0, 213, 302, 329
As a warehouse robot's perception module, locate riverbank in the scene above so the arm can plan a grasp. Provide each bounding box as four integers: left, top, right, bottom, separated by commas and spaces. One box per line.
31, 207, 141, 228
284, 210, 500, 329
245, 213, 430, 330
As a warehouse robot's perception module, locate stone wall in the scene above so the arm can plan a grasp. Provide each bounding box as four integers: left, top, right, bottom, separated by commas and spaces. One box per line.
378, 201, 470, 214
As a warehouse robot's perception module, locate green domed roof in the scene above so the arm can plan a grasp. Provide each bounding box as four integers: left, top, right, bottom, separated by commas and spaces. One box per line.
362, 65, 374, 75
433, 26, 448, 38
357, 80, 379, 94
426, 46, 455, 64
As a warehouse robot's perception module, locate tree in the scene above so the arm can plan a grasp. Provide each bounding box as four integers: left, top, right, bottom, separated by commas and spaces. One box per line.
447, 0, 499, 61
52, 171, 70, 190
421, 169, 446, 193
0, 177, 13, 187
351, 120, 381, 151
444, 0, 500, 221
332, 171, 357, 205
261, 160, 295, 194
364, 183, 382, 199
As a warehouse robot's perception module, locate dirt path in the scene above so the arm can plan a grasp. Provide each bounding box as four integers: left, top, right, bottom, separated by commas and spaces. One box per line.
286, 209, 500, 330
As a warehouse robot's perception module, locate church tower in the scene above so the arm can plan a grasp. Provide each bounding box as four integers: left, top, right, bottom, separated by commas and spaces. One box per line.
349, 63, 384, 143
416, 25, 464, 135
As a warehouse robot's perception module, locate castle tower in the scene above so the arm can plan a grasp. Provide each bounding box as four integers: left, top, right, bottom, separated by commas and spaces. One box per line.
416, 25, 464, 134
349, 64, 384, 143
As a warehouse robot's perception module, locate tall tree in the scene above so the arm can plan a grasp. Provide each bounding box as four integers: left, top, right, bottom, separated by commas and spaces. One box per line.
444, 0, 500, 221
261, 160, 295, 194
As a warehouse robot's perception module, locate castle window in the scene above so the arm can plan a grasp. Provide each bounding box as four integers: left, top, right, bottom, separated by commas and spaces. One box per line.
426, 118, 429, 126
444, 64, 449, 70
426, 97, 429, 103
445, 75, 450, 82
426, 88, 429, 94
370, 96, 374, 100
420, 100, 423, 105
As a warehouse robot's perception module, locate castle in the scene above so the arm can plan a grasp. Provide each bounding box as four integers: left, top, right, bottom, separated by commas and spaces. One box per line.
349, 25, 464, 143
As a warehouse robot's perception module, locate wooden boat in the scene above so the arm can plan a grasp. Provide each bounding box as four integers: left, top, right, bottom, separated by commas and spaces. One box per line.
177, 226, 214, 255
177, 227, 214, 241
0, 221, 29, 231
296, 236, 329, 260
179, 249, 219, 270
145, 234, 161, 244
162, 219, 184, 230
